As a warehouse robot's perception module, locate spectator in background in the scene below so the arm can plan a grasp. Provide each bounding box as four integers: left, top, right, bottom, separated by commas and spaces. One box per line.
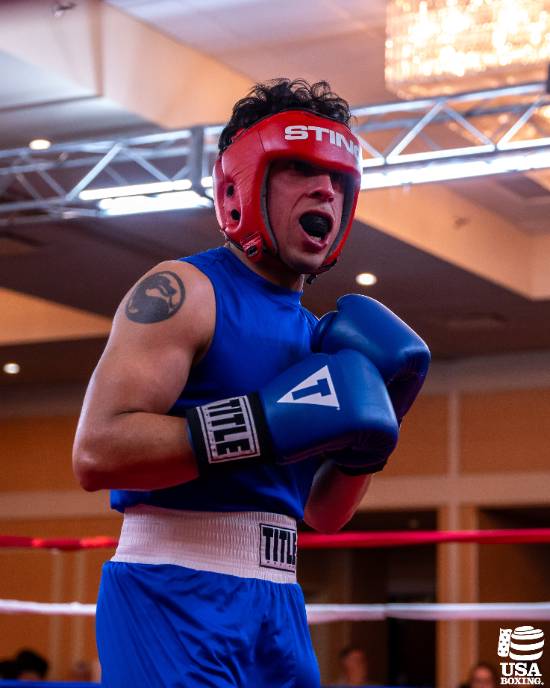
68, 657, 101, 682
337, 646, 370, 686
9, 649, 48, 681
69, 659, 93, 682
0, 659, 19, 679
466, 661, 499, 688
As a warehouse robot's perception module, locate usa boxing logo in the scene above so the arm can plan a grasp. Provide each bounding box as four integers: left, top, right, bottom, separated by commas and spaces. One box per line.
498, 626, 545, 685
259, 524, 297, 573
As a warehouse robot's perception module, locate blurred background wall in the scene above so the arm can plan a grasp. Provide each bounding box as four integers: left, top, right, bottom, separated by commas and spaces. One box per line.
2, 355, 550, 683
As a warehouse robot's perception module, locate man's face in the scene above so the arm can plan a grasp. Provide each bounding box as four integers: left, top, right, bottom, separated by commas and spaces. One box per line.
266, 159, 346, 275
471, 667, 496, 688
342, 649, 368, 683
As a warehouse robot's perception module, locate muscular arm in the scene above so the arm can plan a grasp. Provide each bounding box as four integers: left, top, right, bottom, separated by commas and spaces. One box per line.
72, 261, 215, 492
303, 463, 373, 534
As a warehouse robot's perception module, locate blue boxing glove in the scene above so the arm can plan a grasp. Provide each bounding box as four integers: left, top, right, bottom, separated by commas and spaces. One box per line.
185, 349, 399, 474
312, 294, 430, 423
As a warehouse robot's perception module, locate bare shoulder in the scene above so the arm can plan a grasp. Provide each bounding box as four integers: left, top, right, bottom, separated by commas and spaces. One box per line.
122, 259, 212, 321
112, 258, 215, 362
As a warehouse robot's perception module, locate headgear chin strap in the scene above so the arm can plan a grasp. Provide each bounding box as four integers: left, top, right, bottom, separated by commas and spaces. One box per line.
213, 110, 362, 275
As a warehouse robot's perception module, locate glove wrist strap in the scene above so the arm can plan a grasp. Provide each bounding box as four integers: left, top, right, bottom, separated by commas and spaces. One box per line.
186, 394, 271, 473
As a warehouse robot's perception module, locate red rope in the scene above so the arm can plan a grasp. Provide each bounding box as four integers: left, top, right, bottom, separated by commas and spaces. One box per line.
0, 529, 550, 551
0, 535, 118, 551
299, 528, 550, 548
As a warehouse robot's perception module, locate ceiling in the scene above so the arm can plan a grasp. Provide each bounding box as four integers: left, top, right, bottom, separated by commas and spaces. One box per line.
0, 51, 156, 150
106, 0, 390, 105
1, 0, 550, 390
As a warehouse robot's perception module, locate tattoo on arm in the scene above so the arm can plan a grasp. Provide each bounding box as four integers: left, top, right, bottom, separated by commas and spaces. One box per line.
125, 271, 185, 323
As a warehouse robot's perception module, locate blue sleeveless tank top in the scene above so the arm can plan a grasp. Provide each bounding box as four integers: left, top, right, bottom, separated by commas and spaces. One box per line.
111, 246, 321, 519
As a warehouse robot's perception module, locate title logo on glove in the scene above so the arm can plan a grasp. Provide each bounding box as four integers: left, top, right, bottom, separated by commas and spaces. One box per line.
277, 366, 340, 409
198, 396, 261, 463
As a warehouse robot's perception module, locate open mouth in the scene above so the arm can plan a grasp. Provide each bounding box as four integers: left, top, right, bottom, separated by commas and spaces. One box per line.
299, 212, 333, 241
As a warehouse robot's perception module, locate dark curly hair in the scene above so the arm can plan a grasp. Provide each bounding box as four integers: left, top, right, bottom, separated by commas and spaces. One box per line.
218, 78, 352, 152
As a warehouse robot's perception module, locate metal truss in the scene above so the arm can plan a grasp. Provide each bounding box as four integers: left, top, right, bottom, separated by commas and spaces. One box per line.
352, 80, 550, 188
1, 81, 549, 224
0, 126, 222, 226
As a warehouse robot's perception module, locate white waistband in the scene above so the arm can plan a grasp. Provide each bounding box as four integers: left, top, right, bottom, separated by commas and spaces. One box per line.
112, 506, 298, 583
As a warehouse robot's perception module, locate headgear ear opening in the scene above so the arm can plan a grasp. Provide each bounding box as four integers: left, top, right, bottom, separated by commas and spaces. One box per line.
213, 110, 362, 274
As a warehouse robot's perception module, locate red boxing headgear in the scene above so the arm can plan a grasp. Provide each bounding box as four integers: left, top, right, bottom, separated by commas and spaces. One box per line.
213, 110, 362, 273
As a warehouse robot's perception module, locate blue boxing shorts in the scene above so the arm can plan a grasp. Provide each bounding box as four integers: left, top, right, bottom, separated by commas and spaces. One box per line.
96, 506, 320, 688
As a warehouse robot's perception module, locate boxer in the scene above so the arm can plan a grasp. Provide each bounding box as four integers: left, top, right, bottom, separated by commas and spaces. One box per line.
73, 78, 430, 687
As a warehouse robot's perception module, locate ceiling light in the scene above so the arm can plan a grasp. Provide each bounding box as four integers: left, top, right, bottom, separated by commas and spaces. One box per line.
355, 272, 378, 287
80, 180, 193, 202
52, 2, 76, 19
98, 190, 212, 216
29, 139, 51, 151
361, 148, 550, 189
3, 362, 20, 375
385, 0, 550, 98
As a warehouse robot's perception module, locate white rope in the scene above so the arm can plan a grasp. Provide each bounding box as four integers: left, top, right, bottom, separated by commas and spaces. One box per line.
306, 603, 550, 624
0, 600, 96, 616
1, 599, 549, 622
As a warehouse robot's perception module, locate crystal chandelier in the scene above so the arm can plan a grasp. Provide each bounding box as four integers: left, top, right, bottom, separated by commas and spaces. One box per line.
385, 0, 550, 98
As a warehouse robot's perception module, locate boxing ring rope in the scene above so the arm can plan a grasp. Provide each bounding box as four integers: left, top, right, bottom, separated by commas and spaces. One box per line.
1, 528, 549, 624
1, 599, 549, 623
0, 684, 93, 688
2, 527, 550, 552
300, 528, 550, 548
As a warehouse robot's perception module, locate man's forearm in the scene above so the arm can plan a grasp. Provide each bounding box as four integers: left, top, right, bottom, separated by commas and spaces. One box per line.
303, 461, 372, 534
73, 411, 199, 491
